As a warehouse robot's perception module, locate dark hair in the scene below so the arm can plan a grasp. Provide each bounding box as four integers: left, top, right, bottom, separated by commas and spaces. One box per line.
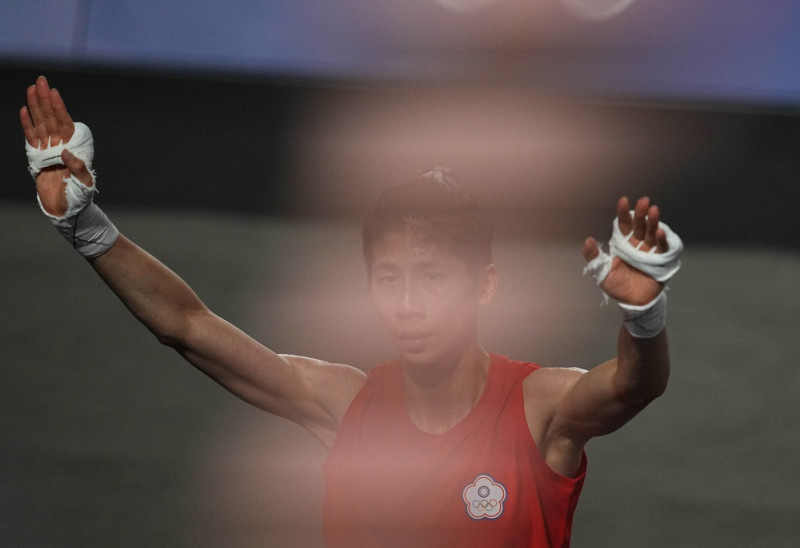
362, 167, 493, 276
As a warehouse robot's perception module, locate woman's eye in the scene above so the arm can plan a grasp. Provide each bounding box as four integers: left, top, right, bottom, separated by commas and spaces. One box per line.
425, 272, 443, 282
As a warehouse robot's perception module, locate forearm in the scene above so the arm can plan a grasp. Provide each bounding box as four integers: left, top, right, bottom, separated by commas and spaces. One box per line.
613, 325, 670, 406
90, 234, 208, 346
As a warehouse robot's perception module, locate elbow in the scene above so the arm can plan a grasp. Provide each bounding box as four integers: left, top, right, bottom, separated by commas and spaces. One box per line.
155, 331, 184, 350
641, 378, 668, 406
615, 370, 669, 410
151, 306, 210, 350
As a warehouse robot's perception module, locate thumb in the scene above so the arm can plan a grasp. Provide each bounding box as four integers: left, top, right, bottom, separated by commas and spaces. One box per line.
61, 149, 94, 187
582, 237, 600, 262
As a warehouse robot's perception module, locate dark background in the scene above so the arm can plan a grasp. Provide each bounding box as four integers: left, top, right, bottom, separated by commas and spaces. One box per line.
2, 64, 799, 251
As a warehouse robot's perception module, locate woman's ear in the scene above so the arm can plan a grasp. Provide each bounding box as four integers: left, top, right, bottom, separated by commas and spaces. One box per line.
476, 264, 498, 306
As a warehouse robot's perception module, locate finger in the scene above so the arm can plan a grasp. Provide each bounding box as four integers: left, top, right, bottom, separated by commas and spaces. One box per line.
582, 236, 600, 262
50, 88, 75, 142
632, 196, 650, 241
20, 106, 39, 147
35, 76, 62, 146
643, 205, 660, 249
26, 84, 48, 147
61, 149, 94, 187
616, 196, 632, 235
655, 227, 669, 253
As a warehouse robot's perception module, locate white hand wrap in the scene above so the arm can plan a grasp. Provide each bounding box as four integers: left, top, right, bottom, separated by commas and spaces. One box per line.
609, 212, 683, 282
583, 243, 613, 289
26, 122, 119, 259
26, 122, 96, 182
583, 211, 683, 338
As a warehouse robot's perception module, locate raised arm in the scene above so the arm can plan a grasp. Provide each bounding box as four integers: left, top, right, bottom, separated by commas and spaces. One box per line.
20, 76, 365, 449
92, 236, 365, 448
527, 196, 676, 477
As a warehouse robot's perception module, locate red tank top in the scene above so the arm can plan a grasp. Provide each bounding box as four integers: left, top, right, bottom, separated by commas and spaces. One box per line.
323, 354, 586, 547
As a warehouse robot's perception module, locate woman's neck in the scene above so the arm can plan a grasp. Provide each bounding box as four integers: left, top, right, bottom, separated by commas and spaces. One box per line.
401, 343, 491, 435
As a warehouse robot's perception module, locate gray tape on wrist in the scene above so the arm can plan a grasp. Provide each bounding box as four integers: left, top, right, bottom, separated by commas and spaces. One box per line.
618, 291, 667, 339
50, 202, 120, 258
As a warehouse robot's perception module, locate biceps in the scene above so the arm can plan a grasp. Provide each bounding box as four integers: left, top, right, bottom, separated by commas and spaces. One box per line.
176, 312, 299, 410
176, 313, 364, 431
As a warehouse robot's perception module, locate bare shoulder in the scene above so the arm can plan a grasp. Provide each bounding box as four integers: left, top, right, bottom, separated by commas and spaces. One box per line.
522, 366, 589, 477
282, 354, 367, 382
281, 353, 367, 407
279, 354, 367, 447
523, 365, 586, 400
522, 366, 586, 443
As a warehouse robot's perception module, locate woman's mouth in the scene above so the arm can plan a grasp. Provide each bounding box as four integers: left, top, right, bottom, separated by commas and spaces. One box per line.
397, 332, 432, 353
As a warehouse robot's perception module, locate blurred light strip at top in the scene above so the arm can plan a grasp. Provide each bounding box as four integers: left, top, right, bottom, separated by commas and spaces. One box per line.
435, 0, 639, 19
434, 0, 505, 13
561, 0, 639, 20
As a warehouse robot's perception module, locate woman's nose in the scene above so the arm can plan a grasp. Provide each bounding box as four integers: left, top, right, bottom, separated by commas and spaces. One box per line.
397, 281, 425, 319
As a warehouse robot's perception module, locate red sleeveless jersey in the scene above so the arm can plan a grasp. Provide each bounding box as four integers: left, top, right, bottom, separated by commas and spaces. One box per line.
323, 354, 586, 547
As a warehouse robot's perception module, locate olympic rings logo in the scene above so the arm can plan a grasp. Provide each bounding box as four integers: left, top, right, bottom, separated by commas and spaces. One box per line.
471, 498, 499, 510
